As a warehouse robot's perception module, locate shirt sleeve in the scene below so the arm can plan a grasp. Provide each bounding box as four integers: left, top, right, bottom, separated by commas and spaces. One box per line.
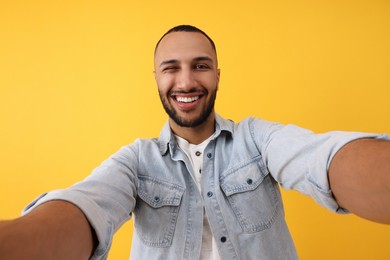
22, 143, 139, 259
250, 118, 390, 213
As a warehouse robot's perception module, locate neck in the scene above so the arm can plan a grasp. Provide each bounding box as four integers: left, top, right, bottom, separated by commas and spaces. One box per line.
170, 113, 216, 145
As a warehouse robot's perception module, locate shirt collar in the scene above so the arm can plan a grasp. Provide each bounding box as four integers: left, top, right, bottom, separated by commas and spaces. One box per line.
158, 113, 234, 155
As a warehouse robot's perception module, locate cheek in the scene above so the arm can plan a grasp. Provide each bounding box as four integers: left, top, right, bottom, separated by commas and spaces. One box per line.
156, 76, 174, 92
206, 78, 219, 91
203, 73, 219, 87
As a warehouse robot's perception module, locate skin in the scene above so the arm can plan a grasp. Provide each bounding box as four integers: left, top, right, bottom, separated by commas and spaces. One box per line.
329, 138, 390, 224
0, 201, 95, 259
0, 30, 389, 259
154, 31, 220, 144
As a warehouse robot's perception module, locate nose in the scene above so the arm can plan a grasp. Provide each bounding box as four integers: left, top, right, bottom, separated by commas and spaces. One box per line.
176, 68, 197, 90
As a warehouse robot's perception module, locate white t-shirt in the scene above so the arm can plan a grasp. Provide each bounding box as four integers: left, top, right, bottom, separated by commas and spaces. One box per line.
175, 134, 221, 260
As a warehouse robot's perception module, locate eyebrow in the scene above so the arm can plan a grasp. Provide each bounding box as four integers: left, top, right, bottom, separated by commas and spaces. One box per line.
159, 56, 213, 68
193, 56, 213, 63
159, 59, 178, 67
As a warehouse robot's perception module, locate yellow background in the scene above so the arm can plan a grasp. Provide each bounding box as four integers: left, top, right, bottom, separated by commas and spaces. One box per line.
1, 0, 389, 259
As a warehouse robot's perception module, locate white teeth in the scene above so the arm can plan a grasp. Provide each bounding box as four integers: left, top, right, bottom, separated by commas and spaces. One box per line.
176, 96, 199, 103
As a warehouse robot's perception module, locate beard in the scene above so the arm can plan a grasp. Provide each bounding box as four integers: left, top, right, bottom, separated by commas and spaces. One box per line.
159, 88, 217, 128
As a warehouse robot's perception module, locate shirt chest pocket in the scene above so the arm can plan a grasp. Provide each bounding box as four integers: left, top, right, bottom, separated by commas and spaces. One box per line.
220, 158, 281, 233
134, 176, 185, 247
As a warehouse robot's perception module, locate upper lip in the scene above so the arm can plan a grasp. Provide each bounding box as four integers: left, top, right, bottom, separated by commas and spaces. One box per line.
169, 89, 206, 98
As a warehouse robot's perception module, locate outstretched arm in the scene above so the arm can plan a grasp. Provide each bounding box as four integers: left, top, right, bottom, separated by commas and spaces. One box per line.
329, 138, 390, 224
0, 200, 97, 259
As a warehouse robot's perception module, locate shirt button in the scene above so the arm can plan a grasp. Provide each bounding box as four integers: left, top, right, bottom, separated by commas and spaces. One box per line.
207, 191, 213, 197
154, 196, 160, 202
247, 178, 253, 185
207, 153, 212, 158
220, 236, 227, 243
195, 151, 201, 156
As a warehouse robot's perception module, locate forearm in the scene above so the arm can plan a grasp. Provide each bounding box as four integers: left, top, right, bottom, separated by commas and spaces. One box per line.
0, 200, 96, 259
329, 138, 390, 224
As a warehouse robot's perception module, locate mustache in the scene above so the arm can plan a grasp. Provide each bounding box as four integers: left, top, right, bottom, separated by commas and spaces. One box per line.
168, 88, 207, 95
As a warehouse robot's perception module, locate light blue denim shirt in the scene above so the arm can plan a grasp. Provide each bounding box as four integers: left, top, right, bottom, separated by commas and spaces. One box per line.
23, 115, 389, 259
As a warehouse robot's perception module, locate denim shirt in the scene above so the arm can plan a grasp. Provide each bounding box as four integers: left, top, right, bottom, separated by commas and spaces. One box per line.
23, 115, 389, 259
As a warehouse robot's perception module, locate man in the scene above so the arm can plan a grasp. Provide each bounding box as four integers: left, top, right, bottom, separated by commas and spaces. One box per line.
0, 25, 389, 259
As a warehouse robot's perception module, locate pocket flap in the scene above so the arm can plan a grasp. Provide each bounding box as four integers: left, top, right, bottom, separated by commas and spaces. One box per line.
138, 176, 185, 208
220, 160, 267, 197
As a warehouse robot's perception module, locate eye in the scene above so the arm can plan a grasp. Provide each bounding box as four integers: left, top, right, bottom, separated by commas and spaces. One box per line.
193, 64, 210, 70
162, 66, 179, 73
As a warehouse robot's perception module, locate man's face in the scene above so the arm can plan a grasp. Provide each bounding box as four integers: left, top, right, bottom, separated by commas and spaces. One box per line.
154, 32, 220, 128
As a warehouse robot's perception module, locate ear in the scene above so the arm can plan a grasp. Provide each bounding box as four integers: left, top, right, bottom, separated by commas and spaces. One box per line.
153, 70, 157, 81
216, 68, 221, 90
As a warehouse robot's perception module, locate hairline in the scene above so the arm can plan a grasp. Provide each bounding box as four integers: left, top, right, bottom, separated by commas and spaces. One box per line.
154, 25, 217, 58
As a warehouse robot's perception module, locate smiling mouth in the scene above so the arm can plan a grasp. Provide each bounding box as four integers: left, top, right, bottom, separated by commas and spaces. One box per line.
175, 96, 200, 103
170, 90, 205, 104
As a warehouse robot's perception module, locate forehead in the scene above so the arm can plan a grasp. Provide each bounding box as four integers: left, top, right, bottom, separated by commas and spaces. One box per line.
154, 32, 217, 65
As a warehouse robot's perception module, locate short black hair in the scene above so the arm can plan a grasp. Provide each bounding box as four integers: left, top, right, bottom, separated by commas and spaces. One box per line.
154, 25, 217, 54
